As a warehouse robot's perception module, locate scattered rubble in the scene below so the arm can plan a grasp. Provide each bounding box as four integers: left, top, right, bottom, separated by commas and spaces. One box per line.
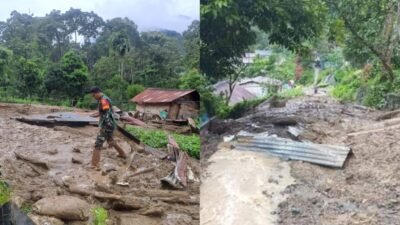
0, 103, 200, 224
202, 94, 399, 225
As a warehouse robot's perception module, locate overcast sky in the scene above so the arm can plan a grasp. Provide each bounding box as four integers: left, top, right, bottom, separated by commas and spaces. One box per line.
0, 0, 199, 33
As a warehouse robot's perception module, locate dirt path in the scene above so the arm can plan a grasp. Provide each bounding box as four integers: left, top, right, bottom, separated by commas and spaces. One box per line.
0, 103, 200, 225
201, 92, 400, 225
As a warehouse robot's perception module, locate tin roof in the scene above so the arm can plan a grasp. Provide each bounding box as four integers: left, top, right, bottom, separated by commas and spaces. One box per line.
213, 80, 257, 106
131, 88, 198, 104
234, 135, 351, 168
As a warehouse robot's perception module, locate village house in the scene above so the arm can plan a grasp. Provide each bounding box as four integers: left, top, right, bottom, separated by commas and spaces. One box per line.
131, 88, 200, 120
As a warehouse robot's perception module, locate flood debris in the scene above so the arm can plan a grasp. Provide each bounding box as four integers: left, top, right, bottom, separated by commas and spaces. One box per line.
16, 112, 98, 127
1, 104, 199, 224
14, 151, 50, 170
161, 136, 188, 189
235, 135, 351, 168
32, 195, 90, 221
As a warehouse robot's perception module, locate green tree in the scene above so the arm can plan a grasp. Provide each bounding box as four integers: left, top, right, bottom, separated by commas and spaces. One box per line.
201, 0, 326, 80
126, 84, 145, 99
16, 59, 41, 98
325, 0, 400, 80
183, 20, 200, 70
110, 32, 130, 79
0, 47, 12, 86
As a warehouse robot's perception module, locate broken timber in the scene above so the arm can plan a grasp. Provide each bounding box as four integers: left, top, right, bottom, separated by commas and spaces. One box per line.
234, 135, 351, 168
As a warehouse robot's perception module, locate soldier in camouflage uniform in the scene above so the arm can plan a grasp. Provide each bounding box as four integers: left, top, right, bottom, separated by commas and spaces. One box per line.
89, 86, 127, 169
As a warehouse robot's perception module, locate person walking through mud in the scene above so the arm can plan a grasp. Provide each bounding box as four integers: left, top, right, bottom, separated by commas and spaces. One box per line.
88, 86, 127, 170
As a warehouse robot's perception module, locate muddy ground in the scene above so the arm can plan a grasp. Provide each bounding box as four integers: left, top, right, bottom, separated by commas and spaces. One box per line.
201, 93, 400, 225
0, 103, 200, 225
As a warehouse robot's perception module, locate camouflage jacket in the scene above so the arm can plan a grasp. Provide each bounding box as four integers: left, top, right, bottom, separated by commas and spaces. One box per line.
98, 95, 116, 129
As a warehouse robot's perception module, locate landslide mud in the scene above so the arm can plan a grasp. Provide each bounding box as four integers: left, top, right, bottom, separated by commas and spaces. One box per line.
0, 103, 200, 225
202, 92, 399, 225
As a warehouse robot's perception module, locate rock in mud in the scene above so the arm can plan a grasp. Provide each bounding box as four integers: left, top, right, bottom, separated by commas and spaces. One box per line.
33, 195, 90, 221
43, 149, 58, 155
71, 157, 83, 164
140, 205, 165, 217
29, 214, 64, 225
117, 214, 161, 225
111, 196, 149, 211
162, 213, 192, 225
103, 163, 117, 173
72, 147, 81, 153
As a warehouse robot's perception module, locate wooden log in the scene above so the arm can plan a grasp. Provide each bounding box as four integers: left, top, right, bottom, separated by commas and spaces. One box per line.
154, 196, 199, 205
128, 167, 155, 178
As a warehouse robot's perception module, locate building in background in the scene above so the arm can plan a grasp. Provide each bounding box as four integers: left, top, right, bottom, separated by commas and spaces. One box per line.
131, 88, 200, 121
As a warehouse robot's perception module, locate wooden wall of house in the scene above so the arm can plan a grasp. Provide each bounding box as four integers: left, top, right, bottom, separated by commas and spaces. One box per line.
136, 104, 170, 115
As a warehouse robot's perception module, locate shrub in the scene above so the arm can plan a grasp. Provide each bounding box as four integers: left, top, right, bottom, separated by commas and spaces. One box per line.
125, 126, 200, 159
92, 207, 108, 225
0, 180, 11, 206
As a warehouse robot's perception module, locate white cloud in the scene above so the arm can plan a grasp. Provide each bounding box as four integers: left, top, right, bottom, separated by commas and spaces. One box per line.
0, 0, 199, 32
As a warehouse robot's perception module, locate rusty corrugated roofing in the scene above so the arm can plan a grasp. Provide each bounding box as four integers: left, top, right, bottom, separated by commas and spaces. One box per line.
234, 135, 351, 168
131, 88, 197, 104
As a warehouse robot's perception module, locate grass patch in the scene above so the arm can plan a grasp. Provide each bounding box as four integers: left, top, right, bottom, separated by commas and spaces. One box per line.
0, 180, 11, 206
21, 203, 32, 214
278, 86, 304, 99
125, 126, 200, 159
227, 96, 270, 119
92, 207, 108, 225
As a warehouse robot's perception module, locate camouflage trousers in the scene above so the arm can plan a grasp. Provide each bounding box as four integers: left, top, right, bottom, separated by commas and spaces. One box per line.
94, 126, 115, 150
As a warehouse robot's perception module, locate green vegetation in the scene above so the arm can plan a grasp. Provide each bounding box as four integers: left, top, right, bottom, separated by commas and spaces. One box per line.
126, 126, 200, 159
0, 10, 199, 110
92, 207, 108, 225
278, 86, 304, 99
21, 203, 32, 214
0, 180, 11, 206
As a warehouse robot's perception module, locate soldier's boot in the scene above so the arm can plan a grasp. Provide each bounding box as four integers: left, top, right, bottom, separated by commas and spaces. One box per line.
91, 149, 101, 169
109, 141, 127, 159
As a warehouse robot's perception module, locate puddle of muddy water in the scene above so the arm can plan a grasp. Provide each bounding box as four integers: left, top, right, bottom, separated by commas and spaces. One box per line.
200, 143, 295, 225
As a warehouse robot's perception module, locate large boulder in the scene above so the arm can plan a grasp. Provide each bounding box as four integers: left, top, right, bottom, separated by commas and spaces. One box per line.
32, 195, 90, 221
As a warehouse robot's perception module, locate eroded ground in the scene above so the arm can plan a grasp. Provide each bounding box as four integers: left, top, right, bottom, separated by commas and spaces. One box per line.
201, 93, 400, 225
0, 103, 200, 225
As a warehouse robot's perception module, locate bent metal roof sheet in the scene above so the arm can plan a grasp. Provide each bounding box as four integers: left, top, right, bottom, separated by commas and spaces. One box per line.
131, 88, 198, 104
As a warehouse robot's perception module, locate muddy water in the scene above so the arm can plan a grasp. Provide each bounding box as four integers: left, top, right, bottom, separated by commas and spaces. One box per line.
200, 143, 295, 225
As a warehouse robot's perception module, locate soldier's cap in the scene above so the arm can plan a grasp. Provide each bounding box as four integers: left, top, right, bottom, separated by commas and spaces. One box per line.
88, 86, 102, 94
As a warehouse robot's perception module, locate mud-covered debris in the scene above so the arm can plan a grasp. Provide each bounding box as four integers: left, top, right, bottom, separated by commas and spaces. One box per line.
61, 176, 74, 187
161, 136, 188, 189
29, 214, 64, 225
117, 214, 161, 225
14, 151, 49, 170
72, 147, 81, 153
111, 196, 149, 211
162, 213, 192, 225
140, 205, 165, 217
71, 157, 83, 164
43, 149, 58, 155
33, 195, 90, 221
95, 182, 113, 193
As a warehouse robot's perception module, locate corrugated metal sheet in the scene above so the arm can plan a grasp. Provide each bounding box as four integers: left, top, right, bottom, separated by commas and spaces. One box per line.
131, 88, 197, 104
213, 80, 257, 106
17, 112, 98, 126
234, 136, 351, 168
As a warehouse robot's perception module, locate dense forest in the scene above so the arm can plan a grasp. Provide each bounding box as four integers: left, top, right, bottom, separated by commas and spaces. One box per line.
0, 9, 200, 110
200, 0, 400, 116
